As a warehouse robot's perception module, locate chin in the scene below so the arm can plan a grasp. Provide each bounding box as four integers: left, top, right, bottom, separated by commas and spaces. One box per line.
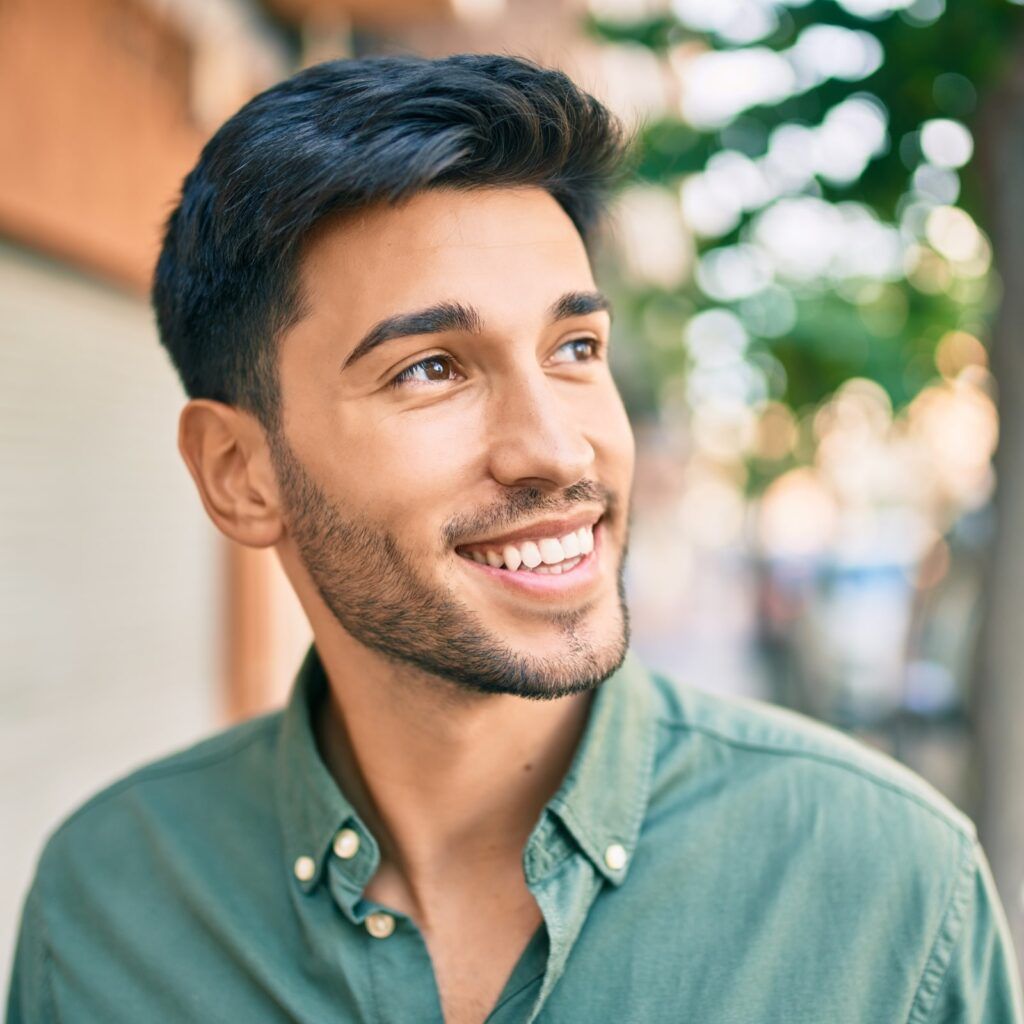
485, 599, 631, 701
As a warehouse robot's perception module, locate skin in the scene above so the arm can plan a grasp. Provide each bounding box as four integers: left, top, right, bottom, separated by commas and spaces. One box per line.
178, 186, 636, 1024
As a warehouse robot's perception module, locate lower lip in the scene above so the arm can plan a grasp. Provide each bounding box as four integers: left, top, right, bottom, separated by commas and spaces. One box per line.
458, 522, 604, 597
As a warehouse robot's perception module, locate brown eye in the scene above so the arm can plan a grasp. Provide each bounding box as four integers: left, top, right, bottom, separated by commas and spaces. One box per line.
552, 337, 600, 364
391, 355, 458, 387
423, 357, 452, 380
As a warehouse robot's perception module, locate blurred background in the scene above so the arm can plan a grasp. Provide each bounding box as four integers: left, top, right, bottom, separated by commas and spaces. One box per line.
3, 0, 1023, 985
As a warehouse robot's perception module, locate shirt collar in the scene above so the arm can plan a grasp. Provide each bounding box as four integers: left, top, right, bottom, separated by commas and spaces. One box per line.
274, 643, 658, 894
540, 648, 658, 886
275, 645, 372, 896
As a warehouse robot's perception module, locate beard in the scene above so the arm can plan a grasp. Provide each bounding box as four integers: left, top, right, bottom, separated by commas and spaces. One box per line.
269, 433, 631, 700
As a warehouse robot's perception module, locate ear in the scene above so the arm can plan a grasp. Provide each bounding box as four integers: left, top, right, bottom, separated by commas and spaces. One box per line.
177, 399, 283, 549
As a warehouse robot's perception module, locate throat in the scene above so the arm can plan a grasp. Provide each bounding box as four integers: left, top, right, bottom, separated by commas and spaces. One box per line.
314, 664, 595, 890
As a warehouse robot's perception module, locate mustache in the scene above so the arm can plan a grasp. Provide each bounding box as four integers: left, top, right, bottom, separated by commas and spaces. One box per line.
441, 479, 619, 549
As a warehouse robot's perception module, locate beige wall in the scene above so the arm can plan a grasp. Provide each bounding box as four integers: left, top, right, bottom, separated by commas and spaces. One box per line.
0, 242, 221, 983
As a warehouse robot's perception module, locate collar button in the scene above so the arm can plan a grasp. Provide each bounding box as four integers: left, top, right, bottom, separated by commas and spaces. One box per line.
333, 827, 361, 860
603, 843, 628, 872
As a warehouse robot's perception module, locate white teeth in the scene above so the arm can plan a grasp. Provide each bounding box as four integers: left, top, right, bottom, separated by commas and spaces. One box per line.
560, 532, 581, 558
578, 526, 594, 554
502, 544, 522, 571
462, 524, 596, 572
519, 541, 542, 569
527, 559, 575, 576
538, 538, 565, 565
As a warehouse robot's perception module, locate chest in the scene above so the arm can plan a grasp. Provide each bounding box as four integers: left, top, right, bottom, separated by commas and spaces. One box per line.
367, 868, 544, 1024
425, 900, 543, 1024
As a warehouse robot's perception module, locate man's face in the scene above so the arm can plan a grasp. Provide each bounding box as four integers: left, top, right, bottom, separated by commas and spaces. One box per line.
273, 186, 635, 699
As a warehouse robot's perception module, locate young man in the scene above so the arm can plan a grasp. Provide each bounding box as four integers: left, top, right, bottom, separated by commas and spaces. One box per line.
6, 54, 1021, 1024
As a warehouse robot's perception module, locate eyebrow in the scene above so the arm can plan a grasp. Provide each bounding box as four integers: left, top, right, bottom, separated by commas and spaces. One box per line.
341, 289, 613, 371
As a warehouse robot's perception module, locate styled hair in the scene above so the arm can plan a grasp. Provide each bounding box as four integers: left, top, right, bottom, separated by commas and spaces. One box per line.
152, 53, 631, 432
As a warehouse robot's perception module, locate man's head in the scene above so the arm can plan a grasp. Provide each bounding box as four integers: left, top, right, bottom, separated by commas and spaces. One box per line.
154, 54, 637, 700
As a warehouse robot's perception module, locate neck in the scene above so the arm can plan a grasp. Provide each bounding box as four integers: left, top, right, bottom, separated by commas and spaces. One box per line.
312, 628, 594, 902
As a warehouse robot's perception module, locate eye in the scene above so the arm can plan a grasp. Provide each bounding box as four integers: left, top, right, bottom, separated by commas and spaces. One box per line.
390, 354, 460, 388
551, 337, 601, 364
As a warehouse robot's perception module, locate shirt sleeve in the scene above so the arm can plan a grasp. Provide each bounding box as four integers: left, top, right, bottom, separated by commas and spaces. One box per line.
918, 839, 1023, 1024
5, 883, 55, 1024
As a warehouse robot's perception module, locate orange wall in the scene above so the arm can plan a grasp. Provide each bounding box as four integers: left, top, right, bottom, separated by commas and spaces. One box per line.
0, 0, 206, 291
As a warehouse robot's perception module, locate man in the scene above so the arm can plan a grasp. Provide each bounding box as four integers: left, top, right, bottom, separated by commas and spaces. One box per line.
6, 53, 1022, 1024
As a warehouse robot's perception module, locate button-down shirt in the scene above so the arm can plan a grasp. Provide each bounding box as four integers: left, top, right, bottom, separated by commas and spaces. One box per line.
6, 645, 1023, 1022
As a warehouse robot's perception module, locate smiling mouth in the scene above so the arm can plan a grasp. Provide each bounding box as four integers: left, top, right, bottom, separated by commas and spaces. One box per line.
455, 519, 599, 576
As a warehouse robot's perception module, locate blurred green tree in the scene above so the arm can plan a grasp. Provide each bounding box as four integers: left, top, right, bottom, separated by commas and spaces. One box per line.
591, 0, 1016, 459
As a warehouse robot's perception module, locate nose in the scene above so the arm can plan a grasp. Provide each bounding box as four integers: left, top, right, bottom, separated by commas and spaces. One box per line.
485, 368, 596, 491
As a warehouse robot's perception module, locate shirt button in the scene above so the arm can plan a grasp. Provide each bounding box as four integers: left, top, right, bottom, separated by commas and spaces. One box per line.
365, 912, 396, 939
604, 843, 628, 871
333, 827, 361, 860
293, 855, 316, 882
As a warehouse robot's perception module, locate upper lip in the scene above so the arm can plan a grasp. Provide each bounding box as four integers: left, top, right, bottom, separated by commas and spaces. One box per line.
455, 510, 604, 553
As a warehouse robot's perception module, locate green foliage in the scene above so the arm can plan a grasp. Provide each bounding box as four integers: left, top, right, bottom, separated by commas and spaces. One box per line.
590, 0, 1024, 483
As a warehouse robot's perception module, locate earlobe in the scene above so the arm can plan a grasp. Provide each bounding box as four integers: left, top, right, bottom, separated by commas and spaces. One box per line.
177, 400, 284, 549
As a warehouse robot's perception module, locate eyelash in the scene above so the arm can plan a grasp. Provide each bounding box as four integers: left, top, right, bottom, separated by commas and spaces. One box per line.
389, 337, 603, 388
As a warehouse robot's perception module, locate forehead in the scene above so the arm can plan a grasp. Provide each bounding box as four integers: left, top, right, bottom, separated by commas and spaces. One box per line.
296, 187, 596, 328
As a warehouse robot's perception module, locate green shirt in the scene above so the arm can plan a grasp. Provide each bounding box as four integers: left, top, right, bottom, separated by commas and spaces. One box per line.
7, 646, 1022, 1023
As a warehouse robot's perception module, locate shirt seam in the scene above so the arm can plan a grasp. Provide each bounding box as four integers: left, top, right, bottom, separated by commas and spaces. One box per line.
44, 932, 60, 1024
52, 715, 281, 835
658, 718, 973, 840
905, 834, 977, 1024
26, 877, 60, 1024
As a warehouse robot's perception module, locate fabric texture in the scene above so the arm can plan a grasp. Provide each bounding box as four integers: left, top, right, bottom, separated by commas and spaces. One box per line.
6, 645, 1023, 1023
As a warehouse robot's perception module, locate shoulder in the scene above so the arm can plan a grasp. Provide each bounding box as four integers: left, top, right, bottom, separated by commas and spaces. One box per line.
56, 709, 282, 831
643, 664, 975, 851
11, 712, 295, 1020
636, 665, 983, 1001
34, 710, 284, 892
612, 663, 1018, 1022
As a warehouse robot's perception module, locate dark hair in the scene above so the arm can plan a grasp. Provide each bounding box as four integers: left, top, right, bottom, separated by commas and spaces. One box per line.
152, 52, 631, 432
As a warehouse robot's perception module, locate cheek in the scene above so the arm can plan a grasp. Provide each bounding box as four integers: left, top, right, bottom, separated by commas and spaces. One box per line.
337, 407, 479, 524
